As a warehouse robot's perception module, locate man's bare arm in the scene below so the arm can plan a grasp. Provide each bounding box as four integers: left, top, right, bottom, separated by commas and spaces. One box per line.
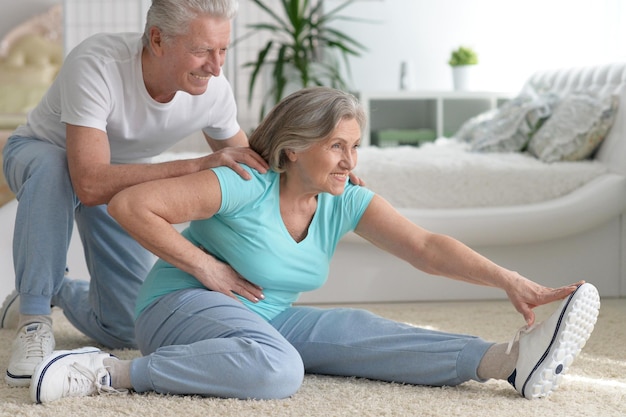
66, 124, 267, 206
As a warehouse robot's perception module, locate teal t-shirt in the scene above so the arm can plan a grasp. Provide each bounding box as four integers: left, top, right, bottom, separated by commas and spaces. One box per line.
135, 165, 375, 321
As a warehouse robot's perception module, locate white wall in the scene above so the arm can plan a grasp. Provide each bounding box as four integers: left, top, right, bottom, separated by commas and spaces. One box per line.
328, 0, 626, 94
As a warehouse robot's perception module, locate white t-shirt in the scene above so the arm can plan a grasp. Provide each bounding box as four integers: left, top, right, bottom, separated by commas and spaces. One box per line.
14, 33, 241, 164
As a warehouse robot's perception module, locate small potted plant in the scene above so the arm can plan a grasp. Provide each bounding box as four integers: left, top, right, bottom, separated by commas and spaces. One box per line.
448, 46, 478, 91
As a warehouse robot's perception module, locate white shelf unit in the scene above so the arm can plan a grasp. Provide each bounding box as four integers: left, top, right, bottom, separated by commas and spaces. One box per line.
359, 91, 513, 146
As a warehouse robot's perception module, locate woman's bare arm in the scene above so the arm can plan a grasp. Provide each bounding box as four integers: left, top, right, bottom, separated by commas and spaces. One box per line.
354, 195, 582, 325
107, 170, 263, 302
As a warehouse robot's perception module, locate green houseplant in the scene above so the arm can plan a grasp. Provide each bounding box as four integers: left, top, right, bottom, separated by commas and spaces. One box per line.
448, 46, 478, 67
448, 46, 478, 91
243, 0, 367, 118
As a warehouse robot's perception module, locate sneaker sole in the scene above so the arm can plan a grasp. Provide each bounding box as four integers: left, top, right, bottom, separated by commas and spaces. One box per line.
522, 283, 600, 399
5, 371, 33, 387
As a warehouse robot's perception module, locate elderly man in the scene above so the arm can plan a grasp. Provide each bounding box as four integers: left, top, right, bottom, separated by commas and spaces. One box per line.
1, 0, 267, 387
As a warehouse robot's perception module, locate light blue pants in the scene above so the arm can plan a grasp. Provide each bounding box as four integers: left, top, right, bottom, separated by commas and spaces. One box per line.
2, 136, 154, 348
133, 289, 492, 399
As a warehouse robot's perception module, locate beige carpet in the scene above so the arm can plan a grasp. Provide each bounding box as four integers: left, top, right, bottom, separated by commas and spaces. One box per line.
1, 298, 624, 417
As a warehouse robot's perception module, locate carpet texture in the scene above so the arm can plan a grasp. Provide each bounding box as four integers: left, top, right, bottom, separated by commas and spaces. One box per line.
1, 298, 624, 417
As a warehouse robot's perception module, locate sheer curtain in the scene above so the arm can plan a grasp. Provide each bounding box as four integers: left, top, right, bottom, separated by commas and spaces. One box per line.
63, 0, 146, 53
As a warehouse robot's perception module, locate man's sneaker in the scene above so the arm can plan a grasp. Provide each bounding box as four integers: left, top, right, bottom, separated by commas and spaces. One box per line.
1, 290, 20, 329
508, 282, 600, 399
6, 322, 56, 387
30, 347, 125, 404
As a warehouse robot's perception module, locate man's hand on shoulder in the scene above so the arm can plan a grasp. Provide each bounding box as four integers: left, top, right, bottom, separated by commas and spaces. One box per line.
200, 147, 268, 180
203, 130, 269, 179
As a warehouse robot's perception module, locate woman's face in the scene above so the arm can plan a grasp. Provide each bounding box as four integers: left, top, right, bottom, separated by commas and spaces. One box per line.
290, 118, 361, 196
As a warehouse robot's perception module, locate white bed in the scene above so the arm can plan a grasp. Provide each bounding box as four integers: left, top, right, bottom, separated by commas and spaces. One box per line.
353, 139, 608, 209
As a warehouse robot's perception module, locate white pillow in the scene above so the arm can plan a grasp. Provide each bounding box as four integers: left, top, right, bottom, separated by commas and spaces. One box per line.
454, 89, 557, 153
528, 92, 619, 162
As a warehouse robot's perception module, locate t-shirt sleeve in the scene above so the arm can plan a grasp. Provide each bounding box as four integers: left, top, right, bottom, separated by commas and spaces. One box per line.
201, 76, 241, 140
337, 181, 375, 233
58, 52, 113, 132
312, 181, 375, 256
211, 165, 267, 214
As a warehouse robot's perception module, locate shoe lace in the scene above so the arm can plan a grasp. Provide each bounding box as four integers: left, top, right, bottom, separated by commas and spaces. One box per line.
67, 362, 127, 397
21, 327, 53, 359
506, 324, 537, 355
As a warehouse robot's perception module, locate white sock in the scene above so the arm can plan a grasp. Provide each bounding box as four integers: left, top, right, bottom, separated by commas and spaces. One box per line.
104, 358, 133, 389
477, 342, 519, 380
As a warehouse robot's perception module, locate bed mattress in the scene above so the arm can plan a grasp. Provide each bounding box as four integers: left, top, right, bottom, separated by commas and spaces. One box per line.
154, 138, 608, 210
353, 139, 608, 209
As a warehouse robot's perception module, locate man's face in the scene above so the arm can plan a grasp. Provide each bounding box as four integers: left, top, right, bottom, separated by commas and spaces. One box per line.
161, 15, 231, 97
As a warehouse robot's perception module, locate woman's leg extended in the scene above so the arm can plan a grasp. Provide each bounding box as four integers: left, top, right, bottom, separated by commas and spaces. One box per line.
270, 306, 493, 387
132, 289, 304, 399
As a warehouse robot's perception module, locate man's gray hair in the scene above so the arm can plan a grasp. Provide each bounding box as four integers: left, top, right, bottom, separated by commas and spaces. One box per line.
142, 0, 238, 46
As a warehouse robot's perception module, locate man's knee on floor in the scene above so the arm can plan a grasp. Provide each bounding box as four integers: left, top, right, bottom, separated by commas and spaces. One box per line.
93, 319, 137, 350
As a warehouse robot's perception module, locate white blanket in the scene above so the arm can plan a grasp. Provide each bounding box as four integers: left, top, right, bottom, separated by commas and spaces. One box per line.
352, 139, 608, 208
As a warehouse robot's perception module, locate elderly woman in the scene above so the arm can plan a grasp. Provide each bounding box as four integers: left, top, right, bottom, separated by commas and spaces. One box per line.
30, 87, 599, 404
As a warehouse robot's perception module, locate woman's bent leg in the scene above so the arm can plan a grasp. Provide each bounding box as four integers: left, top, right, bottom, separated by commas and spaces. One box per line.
271, 306, 493, 387
133, 289, 304, 399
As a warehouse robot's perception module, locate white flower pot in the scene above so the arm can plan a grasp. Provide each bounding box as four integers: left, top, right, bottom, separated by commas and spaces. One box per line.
452, 65, 475, 91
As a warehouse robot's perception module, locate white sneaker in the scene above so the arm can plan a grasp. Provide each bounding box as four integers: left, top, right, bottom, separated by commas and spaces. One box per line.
5, 322, 56, 387
509, 283, 600, 399
0, 290, 19, 329
30, 347, 125, 404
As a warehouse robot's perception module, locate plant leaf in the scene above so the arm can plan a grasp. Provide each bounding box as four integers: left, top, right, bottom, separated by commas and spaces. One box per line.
243, 0, 372, 118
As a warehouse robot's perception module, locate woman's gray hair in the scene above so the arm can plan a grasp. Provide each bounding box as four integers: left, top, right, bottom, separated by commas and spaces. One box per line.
142, 0, 239, 47
249, 87, 366, 173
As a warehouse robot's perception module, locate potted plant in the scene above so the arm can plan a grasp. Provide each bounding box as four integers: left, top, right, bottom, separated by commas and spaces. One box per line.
242, 0, 367, 118
448, 46, 478, 91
